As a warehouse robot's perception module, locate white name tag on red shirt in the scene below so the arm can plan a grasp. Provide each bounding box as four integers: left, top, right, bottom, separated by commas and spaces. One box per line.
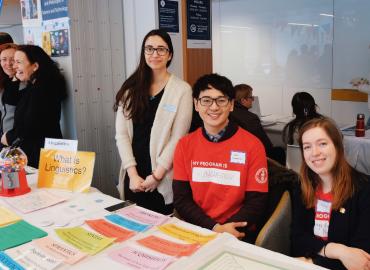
314, 199, 332, 239
192, 167, 240, 186
230, 151, 246, 164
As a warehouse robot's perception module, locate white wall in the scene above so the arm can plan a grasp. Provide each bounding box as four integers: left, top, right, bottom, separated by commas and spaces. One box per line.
212, 0, 370, 126
0, 0, 23, 42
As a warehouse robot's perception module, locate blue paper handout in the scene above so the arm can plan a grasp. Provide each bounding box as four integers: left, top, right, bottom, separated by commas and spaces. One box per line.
105, 214, 150, 232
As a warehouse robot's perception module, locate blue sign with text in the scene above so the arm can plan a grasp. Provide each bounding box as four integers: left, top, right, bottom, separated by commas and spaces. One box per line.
158, 0, 179, 33
41, 0, 68, 20
187, 0, 210, 40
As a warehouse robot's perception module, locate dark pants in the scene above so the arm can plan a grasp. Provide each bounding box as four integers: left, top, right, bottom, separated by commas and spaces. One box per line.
124, 174, 173, 215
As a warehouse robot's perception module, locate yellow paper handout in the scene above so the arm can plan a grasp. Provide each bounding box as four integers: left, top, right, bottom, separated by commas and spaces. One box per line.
0, 206, 21, 227
55, 227, 115, 255
158, 224, 217, 245
38, 149, 95, 192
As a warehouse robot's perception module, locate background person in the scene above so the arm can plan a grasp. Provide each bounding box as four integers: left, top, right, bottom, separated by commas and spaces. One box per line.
282, 92, 323, 145
114, 29, 193, 215
291, 117, 370, 270
173, 74, 268, 243
0, 32, 13, 44
1, 45, 67, 167
230, 83, 285, 165
0, 43, 22, 141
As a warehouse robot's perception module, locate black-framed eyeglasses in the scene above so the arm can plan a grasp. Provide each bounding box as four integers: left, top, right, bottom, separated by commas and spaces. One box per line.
144, 46, 169, 56
197, 96, 230, 107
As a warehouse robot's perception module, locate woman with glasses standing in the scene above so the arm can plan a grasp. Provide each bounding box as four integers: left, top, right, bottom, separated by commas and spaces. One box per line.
114, 29, 192, 214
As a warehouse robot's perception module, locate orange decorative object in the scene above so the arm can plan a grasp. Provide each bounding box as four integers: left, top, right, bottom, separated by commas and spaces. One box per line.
0, 147, 30, 197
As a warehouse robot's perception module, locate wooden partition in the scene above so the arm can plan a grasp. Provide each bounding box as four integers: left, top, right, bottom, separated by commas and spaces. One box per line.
181, 0, 213, 86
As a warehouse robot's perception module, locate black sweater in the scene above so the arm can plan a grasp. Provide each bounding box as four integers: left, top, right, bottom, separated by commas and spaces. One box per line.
6, 80, 66, 167
291, 171, 370, 270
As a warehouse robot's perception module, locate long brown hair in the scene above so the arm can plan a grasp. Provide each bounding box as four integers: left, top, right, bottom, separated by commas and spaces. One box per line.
114, 29, 173, 122
298, 117, 354, 210
0, 43, 18, 89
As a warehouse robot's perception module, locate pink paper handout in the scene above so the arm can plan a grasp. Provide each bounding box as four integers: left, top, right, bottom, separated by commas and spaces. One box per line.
116, 205, 170, 226
33, 236, 87, 265
108, 246, 174, 270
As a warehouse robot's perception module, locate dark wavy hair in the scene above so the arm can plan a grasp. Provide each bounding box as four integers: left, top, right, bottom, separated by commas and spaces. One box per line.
193, 73, 235, 100
0, 43, 18, 89
16, 45, 67, 99
298, 117, 354, 210
283, 92, 322, 144
0, 32, 13, 45
114, 29, 173, 122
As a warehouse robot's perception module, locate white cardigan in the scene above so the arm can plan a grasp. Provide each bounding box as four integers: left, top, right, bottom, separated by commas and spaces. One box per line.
115, 74, 193, 204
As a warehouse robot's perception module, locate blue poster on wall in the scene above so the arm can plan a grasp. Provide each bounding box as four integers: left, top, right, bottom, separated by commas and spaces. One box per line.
158, 0, 179, 33
0, 0, 3, 15
187, 0, 210, 40
41, 0, 68, 21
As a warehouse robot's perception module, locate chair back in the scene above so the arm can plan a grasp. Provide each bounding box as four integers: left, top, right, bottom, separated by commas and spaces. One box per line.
286, 144, 302, 173
250, 96, 261, 117
255, 191, 292, 255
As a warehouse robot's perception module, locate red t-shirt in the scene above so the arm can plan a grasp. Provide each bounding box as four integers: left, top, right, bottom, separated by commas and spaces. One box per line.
314, 187, 333, 240
174, 128, 268, 224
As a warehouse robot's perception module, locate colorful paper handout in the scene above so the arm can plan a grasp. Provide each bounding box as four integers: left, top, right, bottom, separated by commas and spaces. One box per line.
108, 245, 174, 270
0, 251, 24, 270
117, 205, 170, 226
157, 224, 216, 245
0, 220, 47, 251
105, 214, 150, 232
137, 235, 200, 257
33, 237, 87, 265
38, 149, 95, 192
6, 244, 62, 270
85, 219, 135, 242
0, 206, 21, 226
55, 227, 114, 255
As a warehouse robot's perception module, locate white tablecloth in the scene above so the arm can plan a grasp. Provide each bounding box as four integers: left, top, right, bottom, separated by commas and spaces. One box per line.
344, 130, 370, 175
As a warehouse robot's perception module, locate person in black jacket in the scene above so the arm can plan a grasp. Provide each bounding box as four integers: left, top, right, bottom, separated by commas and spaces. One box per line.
230, 84, 285, 165
1, 45, 67, 167
291, 117, 370, 270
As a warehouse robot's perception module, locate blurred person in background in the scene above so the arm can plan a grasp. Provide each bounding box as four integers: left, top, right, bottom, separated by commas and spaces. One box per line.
283, 92, 323, 145
1, 45, 67, 167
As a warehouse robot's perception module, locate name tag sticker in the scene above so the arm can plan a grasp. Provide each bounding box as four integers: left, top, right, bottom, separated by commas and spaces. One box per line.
230, 151, 246, 164
163, 104, 177, 113
192, 167, 240, 186
317, 199, 331, 213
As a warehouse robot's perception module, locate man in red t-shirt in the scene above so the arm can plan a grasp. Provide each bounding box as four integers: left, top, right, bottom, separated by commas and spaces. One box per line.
173, 73, 268, 243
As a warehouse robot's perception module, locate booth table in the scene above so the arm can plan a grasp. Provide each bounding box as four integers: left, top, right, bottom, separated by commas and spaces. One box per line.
0, 173, 327, 270
343, 130, 370, 175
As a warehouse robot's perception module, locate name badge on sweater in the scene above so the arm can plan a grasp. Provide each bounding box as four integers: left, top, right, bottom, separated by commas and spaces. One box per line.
230, 151, 246, 164
163, 104, 177, 113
